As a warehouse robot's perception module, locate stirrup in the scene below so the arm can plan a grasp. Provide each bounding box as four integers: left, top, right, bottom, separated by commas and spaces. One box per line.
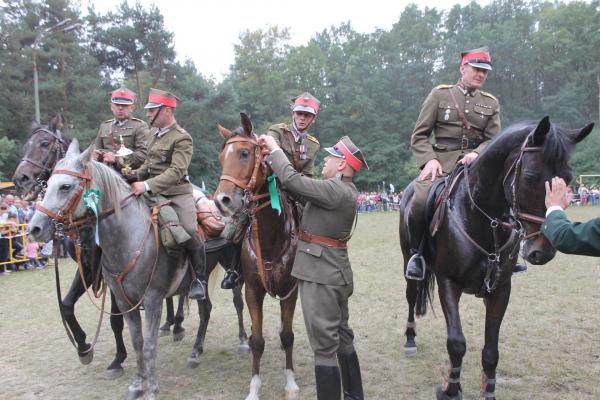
405, 253, 426, 281
189, 279, 207, 300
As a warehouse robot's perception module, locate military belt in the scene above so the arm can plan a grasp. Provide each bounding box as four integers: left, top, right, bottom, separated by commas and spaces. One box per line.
299, 230, 348, 248
434, 137, 483, 152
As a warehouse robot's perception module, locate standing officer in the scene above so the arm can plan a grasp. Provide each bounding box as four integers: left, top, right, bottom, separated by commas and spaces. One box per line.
259, 134, 367, 400
220, 92, 322, 289
542, 177, 600, 256
92, 87, 149, 172
405, 47, 502, 279
130, 88, 207, 300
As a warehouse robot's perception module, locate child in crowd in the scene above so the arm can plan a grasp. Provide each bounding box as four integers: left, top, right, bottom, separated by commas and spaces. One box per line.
25, 235, 40, 270
37, 240, 53, 269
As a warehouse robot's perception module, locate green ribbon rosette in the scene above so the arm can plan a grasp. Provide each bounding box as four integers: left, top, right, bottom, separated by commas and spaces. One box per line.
83, 189, 101, 245
267, 173, 281, 215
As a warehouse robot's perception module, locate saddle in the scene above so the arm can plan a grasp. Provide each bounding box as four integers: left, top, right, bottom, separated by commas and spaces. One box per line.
427, 164, 465, 237
143, 193, 191, 255
195, 200, 225, 241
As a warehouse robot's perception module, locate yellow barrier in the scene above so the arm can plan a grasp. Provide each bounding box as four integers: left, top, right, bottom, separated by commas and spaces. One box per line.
0, 223, 31, 266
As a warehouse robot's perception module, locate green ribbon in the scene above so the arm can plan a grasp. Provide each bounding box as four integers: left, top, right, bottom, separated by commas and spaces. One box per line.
267, 173, 281, 215
83, 189, 101, 245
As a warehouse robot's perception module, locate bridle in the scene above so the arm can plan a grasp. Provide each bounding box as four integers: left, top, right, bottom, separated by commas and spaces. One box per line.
19, 127, 70, 195
218, 133, 298, 300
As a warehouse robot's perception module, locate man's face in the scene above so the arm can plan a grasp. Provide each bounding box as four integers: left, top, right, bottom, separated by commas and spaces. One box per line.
110, 103, 134, 121
5, 195, 14, 205
146, 107, 168, 128
321, 155, 343, 179
292, 111, 316, 131
459, 64, 489, 90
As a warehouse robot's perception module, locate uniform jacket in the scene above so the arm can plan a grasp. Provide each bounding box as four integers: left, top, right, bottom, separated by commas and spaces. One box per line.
94, 116, 149, 169
135, 122, 193, 196
267, 123, 320, 177
267, 150, 357, 286
411, 84, 501, 172
541, 210, 600, 256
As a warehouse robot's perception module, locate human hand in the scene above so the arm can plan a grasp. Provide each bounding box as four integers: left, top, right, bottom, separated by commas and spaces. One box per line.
102, 151, 116, 164
418, 159, 443, 181
545, 177, 570, 210
258, 135, 280, 156
130, 181, 146, 196
92, 149, 104, 161
459, 152, 478, 165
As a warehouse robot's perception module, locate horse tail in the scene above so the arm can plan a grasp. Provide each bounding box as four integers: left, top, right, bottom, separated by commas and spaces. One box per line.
416, 267, 435, 317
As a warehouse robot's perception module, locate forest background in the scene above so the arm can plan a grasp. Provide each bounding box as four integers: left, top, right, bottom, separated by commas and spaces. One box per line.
1, 0, 599, 191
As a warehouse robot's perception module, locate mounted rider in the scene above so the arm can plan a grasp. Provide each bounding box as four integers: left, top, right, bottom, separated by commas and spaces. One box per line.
405, 47, 502, 280
129, 88, 207, 300
220, 91, 321, 290
92, 87, 149, 173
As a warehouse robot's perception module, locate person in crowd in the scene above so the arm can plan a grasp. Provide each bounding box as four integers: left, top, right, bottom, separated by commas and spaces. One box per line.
578, 183, 589, 206
24, 235, 40, 270
130, 88, 207, 300
259, 134, 367, 400
405, 46, 503, 280
542, 177, 600, 256
0, 201, 10, 275
92, 87, 149, 174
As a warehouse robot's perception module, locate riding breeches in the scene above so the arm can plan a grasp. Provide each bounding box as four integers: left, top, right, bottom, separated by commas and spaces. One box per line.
299, 280, 355, 366
407, 176, 446, 226
165, 193, 198, 238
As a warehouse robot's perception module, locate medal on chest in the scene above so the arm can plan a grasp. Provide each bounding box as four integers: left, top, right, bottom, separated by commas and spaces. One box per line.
444, 108, 451, 121
299, 143, 307, 160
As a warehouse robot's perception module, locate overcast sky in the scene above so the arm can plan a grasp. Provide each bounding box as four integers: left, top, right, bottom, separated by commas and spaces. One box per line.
86, 0, 489, 80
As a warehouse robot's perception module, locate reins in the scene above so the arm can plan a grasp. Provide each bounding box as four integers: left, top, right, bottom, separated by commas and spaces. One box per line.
218, 134, 298, 300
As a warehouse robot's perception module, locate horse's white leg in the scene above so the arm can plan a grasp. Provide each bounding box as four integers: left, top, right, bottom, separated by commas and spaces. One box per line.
245, 374, 261, 400
284, 369, 300, 400
143, 296, 163, 399
124, 310, 145, 400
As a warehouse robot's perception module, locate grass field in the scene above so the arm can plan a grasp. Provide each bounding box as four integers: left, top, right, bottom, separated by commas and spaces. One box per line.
1, 207, 599, 399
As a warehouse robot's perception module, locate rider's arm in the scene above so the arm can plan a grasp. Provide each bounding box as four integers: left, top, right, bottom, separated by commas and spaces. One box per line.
130, 121, 150, 169
411, 89, 439, 169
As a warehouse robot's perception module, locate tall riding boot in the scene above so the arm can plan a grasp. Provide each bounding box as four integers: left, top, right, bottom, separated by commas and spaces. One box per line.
315, 365, 341, 400
221, 243, 242, 289
405, 213, 426, 280
184, 238, 207, 300
338, 352, 364, 400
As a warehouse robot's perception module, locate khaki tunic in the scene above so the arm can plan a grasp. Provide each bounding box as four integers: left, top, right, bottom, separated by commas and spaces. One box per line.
409, 84, 501, 220
94, 116, 149, 170
267, 123, 320, 177
135, 122, 195, 233
267, 149, 358, 365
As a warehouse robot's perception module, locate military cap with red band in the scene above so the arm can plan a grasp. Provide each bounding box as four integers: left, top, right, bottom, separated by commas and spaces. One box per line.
144, 88, 179, 109
324, 136, 369, 172
291, 92, 320, 115
111, 87, 135, 105
460, 47, 493, 71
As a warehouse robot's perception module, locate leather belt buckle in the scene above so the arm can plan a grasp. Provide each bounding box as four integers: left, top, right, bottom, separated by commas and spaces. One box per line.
461, 136, 469, 150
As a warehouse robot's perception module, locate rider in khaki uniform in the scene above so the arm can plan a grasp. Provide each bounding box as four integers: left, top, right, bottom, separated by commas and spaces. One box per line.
259, 134, 368, 400
92, 87, 149, 172
130, 88, 207, 300
405, 47, 501, 279
220, 92, 322, 289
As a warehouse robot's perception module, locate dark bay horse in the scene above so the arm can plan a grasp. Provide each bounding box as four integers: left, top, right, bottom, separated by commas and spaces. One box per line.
399, 117, 593, 399
29, 140, 213, 399
214, 113, 300, 400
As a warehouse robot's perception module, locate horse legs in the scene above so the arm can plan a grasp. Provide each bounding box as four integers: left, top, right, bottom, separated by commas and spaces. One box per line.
245, 285, 266, 400
61, 266, 93, 365
124, 309, 145, 400
173, 295, 186, 341
480, 283, 511, 400
159, 297, 175, 337
233, 285, 250, 354
436, 277, 466, 400
142, 296, 163, 400
280, 289, 299, 400
404, 278, 418, 355
187, 294, 212, 369
105, 290, 127, 380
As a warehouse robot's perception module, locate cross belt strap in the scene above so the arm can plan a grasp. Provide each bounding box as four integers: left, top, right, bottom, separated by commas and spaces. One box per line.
299, 230, 348, 248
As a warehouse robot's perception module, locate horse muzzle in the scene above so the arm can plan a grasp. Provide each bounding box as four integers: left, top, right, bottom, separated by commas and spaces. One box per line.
28, 212, 55, 243
522, 235, 556, 265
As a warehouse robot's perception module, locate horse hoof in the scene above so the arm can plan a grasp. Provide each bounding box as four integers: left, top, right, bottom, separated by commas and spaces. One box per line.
105, 366, 124, 380
79, 349, 94, 365
186, 357, 200, 369
173, 330, 185, 342
285, 388, 300, 400
126, 388, 144, 400
158, 328, 171, 338
404, 344, 417, 356
238, 342, 251, 355
435, 385, 462, 400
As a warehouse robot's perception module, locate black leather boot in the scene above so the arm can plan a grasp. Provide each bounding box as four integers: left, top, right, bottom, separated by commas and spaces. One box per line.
338, 352, 364, 400
221, 243, 242, 289
315, 365, 341, 400
185, 239, 207, 300
405, 215, 426, 280
221, 269, 240, 289
513, 263, 528, 273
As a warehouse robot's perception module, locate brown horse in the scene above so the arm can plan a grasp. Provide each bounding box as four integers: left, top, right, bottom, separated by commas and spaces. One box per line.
214, 113, 300, 400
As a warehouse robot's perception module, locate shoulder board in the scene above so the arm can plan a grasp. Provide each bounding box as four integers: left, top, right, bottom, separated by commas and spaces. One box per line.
174, 125, 187, 134
103, 118, 114, 124
129, 117, 144, 123
306, 134, 319, 144
480, 91, 498, 102
272, 123, 289, 131
435, 84, 454, 90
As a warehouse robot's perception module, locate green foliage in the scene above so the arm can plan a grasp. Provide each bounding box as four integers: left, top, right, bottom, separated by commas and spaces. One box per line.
0, 137, 20, 180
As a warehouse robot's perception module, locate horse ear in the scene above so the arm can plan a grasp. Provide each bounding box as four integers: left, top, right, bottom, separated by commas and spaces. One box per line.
217, 124, 232, 139
50, 114, 64, 132
530, 116, 551, 146
66, 138, 81, 156
30, 120, 41, 132
80, 144, 93, 162
573, 122, 594, 143
240, 112, 253, 136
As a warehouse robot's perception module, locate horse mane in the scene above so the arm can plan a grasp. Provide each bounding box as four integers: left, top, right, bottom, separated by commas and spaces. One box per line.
87, 160, 141, 218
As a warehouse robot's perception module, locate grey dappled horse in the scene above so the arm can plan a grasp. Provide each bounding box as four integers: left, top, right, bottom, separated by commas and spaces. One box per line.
29, 139, 200, 400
